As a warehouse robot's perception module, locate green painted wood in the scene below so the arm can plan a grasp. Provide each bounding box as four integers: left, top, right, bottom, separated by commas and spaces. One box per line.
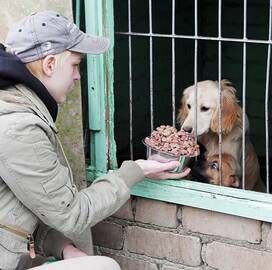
75, 0, 80, 26
154, 179, 272, 203
86, 166, 104, 179
103, 0, 118, 170
85, 0, 107, 179
85, 0, 103, 131
131, 179, 272, 222
86, 165, 272, 222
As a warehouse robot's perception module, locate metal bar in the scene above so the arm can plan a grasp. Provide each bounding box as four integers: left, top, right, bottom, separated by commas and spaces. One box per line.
128, 0, 133, 160
116, 31, 272, 45
194, 0, 198, 142
75, 0, 81, 26
149, 0, 154, 132
241, 0, 247, 190
172, 0, 176, 126
265, 0, 272, 193
218, 0, 222, 185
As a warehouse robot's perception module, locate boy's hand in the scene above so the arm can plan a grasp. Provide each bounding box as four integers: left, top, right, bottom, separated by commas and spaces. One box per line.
135, 159, 190, 179
62, 244, 88, 259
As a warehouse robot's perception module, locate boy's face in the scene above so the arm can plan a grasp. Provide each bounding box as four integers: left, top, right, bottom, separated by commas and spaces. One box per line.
48, 52, 82, 103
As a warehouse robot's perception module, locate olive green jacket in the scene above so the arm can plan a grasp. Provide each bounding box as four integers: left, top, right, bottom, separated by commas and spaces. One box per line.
0, 84, 144, 269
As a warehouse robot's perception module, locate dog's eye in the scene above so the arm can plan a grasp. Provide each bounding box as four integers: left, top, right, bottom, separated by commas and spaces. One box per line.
209, 162, 219, 170
187, 104, 191, 109
201, 106, 210, 112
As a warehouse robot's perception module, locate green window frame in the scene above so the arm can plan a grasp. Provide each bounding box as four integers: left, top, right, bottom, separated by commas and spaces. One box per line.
78, 0, 272, 223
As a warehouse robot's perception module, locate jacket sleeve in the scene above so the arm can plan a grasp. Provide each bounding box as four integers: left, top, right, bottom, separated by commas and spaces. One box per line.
34, 222, 73, 259
0, 114, 144, 235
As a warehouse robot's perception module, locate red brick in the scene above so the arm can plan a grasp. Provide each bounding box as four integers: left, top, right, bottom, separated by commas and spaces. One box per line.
204, 241, 272, 269
92, 221, 124, 249
135, 198, 179, 228
182, 206, 261, 243
265, 223, 272, 250
106, 254, 158, 270
126, 226, 201, 266
162, 266, 202, 270
113, 199, 134, 220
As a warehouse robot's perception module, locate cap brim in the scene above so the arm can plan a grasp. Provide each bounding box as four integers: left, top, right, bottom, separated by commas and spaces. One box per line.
69, 34, 110, 55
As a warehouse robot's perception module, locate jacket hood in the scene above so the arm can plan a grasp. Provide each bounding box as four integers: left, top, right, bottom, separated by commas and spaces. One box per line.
0, 44, 58, 121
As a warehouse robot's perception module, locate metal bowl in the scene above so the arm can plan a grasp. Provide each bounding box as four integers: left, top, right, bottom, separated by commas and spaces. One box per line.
142, 139, 192, 173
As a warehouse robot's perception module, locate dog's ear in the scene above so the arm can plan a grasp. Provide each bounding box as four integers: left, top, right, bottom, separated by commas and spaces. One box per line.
210, 80, 242, 135
176, 95, 188, 126
230, 175, 240, 188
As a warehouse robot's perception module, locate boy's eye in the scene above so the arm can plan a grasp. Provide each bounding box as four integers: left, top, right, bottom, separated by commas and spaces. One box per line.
209, 162, 219, 170
201, 106, 210, 112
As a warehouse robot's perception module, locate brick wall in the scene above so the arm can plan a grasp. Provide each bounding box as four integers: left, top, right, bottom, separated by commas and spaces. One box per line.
93, 197, 272, 270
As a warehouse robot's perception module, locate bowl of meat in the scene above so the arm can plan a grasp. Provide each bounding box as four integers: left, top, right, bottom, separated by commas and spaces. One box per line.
143, 125, 200, 172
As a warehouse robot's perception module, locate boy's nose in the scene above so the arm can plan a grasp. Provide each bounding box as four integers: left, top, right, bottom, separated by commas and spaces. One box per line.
74, 70, 81, 81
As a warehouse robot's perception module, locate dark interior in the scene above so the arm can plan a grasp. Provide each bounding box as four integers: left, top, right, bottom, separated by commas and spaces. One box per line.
113, 0, 272, 190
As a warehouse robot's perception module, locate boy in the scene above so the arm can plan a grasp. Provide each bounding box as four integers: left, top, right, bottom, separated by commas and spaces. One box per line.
0, 11, 190, 269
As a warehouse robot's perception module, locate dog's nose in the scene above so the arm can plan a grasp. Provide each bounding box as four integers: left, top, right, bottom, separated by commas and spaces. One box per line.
183, 126, 193, 133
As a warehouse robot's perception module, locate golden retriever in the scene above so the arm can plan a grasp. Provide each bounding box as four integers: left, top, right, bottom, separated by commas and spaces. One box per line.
177, 79, 265, 192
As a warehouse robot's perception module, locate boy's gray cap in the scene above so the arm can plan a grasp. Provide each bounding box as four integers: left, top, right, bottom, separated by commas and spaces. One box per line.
5, 10, 110, 63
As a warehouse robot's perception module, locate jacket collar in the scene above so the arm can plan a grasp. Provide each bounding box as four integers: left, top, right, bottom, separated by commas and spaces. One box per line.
0, 45, 58, 121
15, 84, 58, 133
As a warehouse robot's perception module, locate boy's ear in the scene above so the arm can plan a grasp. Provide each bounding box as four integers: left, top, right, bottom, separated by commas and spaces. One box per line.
42, 55, 56, 76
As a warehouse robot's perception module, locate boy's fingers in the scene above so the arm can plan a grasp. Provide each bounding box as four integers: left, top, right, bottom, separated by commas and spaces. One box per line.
148, 155, 172, 163
161, 161, 181, 170
162, 167, 191, 179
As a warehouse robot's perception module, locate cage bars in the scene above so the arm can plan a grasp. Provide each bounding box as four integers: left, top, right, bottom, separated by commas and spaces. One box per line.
194, 0, 198, 147
120, 0, 271, 192
265, 0, 272, 193
149, 0, 154, 133
241, 0, 247, 190
128, 0, 133, 160
172, 0, 176, 126
117, 31, 272, 45
218, 0, 223, 185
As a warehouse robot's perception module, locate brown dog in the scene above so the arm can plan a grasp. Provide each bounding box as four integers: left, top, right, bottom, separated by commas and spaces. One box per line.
201, 153, 240, 188
177, 79, 265, 192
